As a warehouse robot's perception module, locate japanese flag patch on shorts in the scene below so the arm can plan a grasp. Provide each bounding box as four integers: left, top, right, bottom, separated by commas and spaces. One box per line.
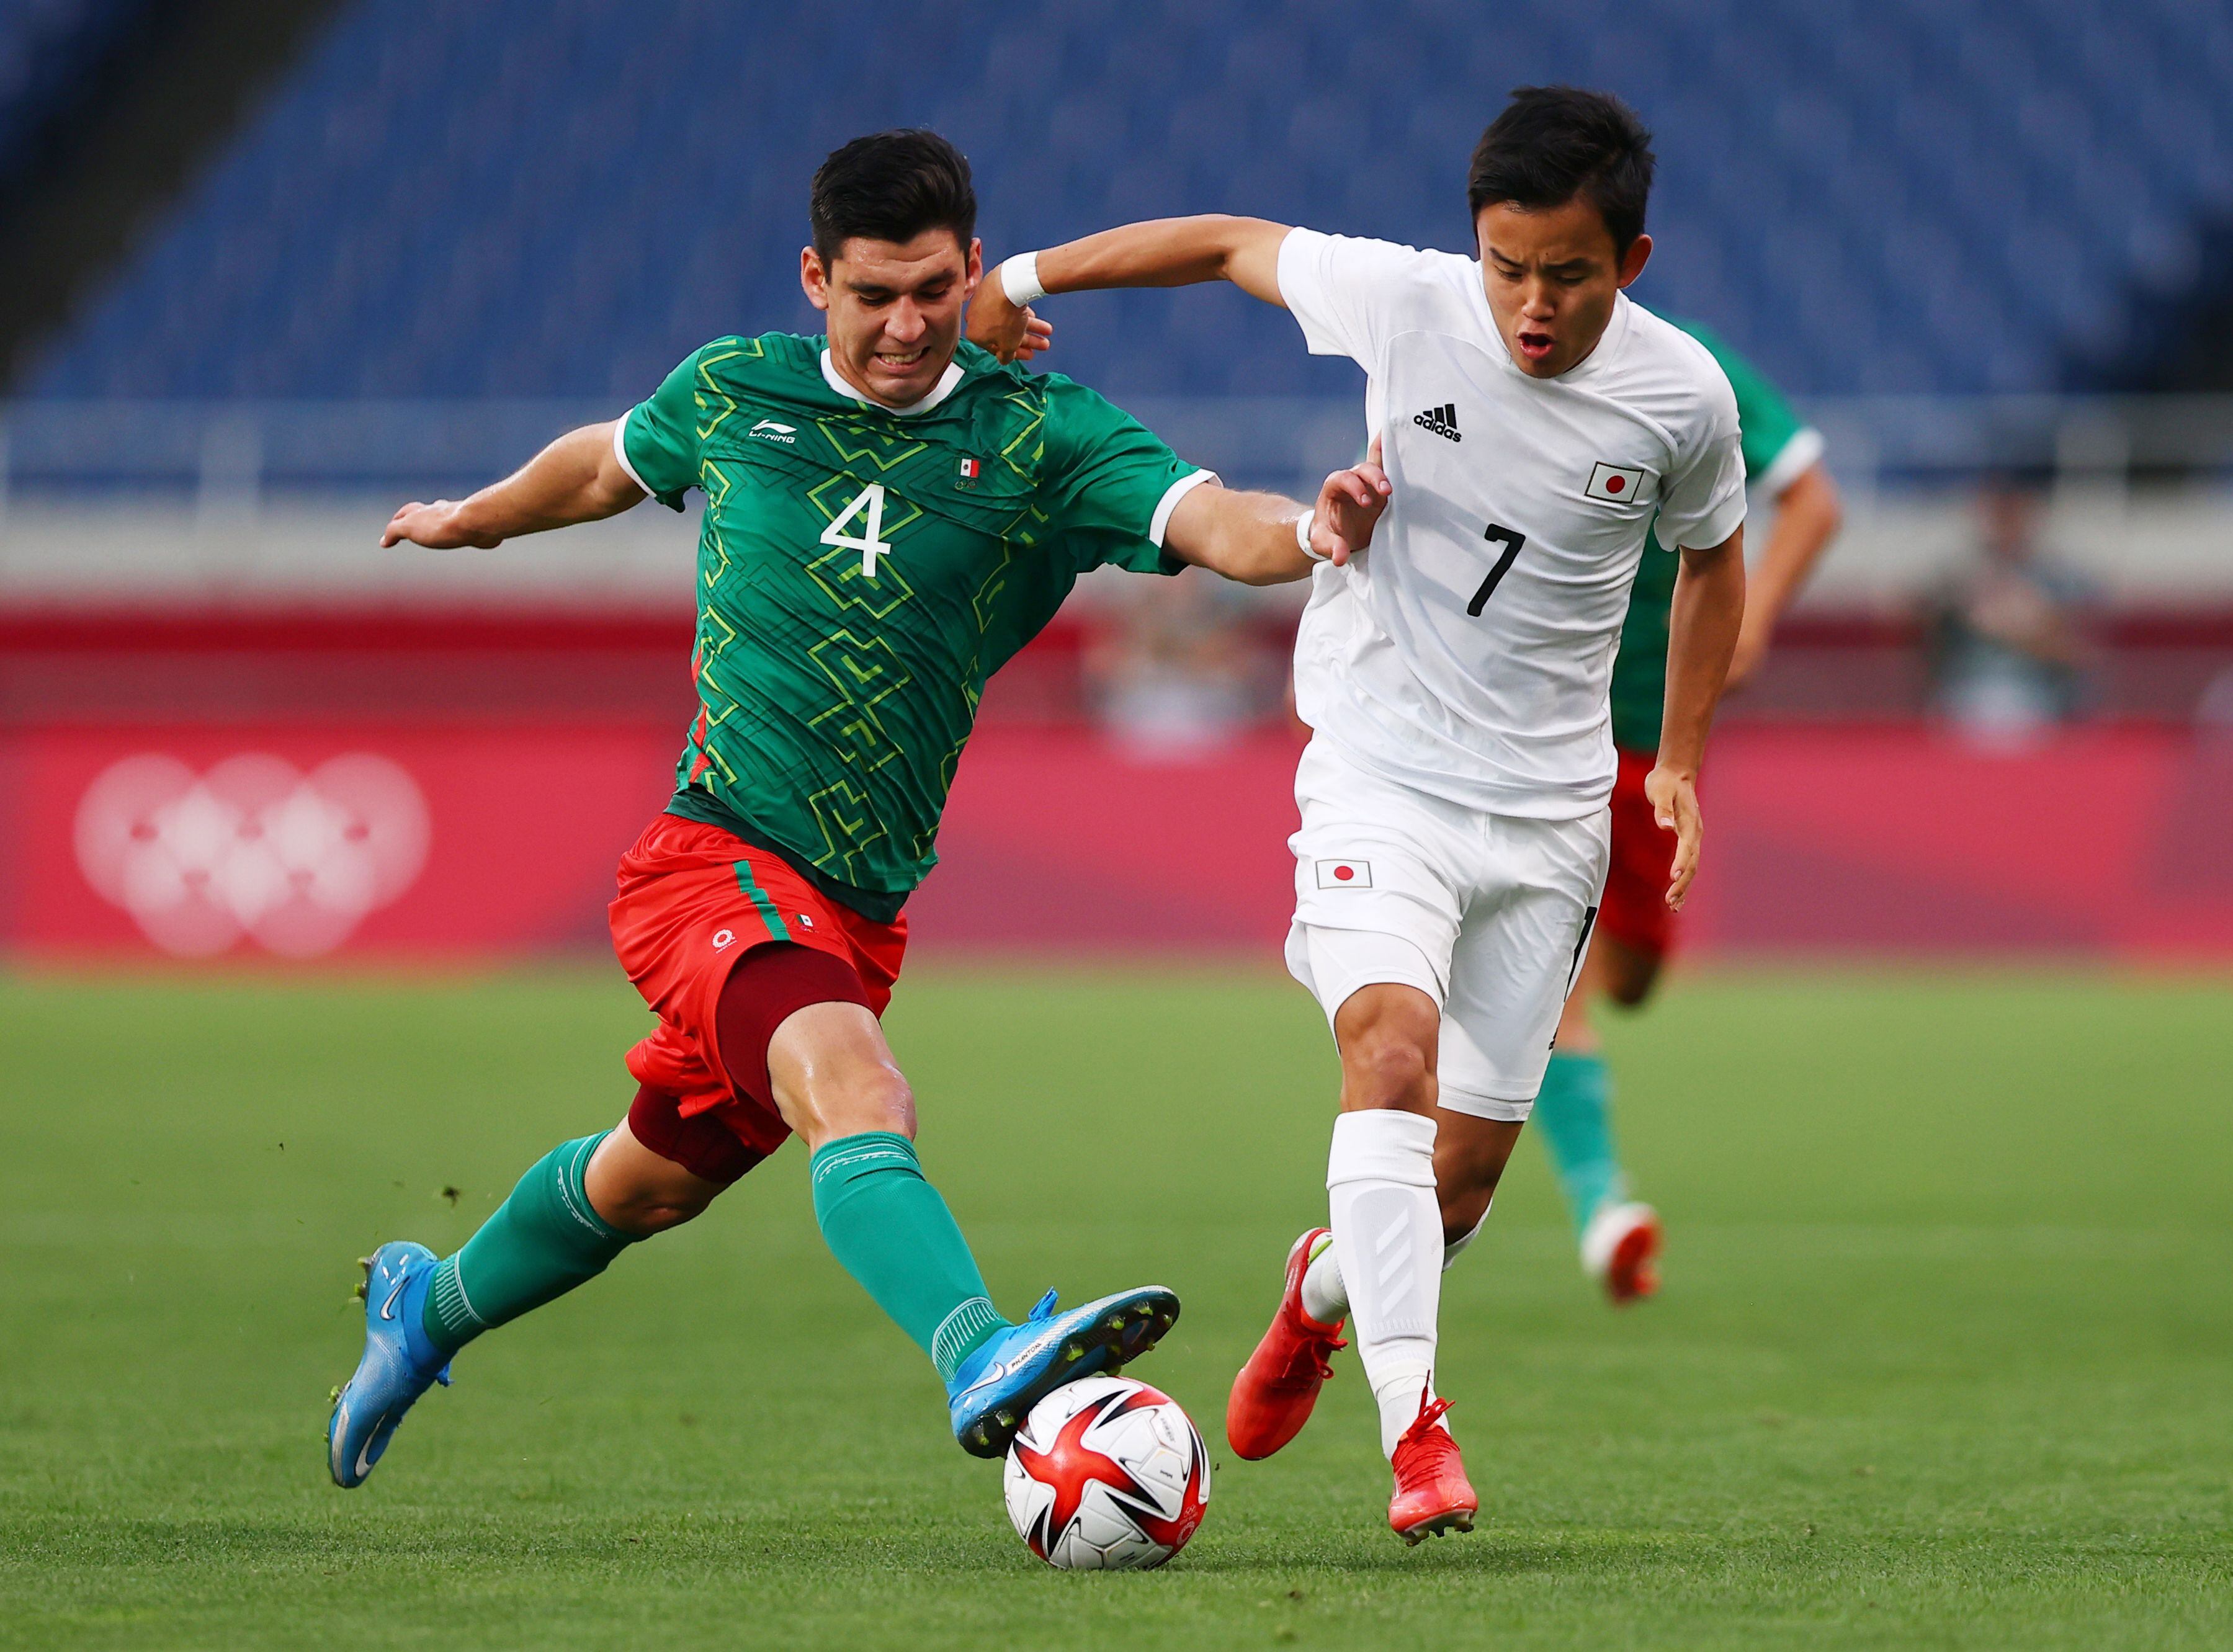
1314, 858, 1374, 889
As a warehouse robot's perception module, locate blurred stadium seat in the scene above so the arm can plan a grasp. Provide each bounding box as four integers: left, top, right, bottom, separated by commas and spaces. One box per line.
16, 0, 2233, 401
0, 0, 153, 188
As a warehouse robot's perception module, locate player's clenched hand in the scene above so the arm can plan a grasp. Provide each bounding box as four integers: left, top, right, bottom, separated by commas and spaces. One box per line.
965, 282, 1054, 364
380, 501, 502, 550
1311, 435, 1390, 565
1645, 765, 1703, 909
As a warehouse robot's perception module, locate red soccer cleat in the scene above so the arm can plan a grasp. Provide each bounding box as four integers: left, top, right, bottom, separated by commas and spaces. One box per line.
1387, 1391, 1477, 1544
1582, 1200, 1663, 1306
1225, 1228, 1348, 1461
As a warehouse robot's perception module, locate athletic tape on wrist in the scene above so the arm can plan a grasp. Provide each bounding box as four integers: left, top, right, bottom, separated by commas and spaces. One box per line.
999, 251, 1047, 307
1296, 507, 1328, 561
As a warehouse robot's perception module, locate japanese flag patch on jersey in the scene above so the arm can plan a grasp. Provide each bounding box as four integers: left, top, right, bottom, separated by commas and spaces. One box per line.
1314, 858, 1374, 889
1585, 461, 1650, 502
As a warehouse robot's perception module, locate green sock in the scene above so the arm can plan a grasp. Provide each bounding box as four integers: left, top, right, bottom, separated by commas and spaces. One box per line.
809, 1132, 1008, 1383
1534, 1051, 1628, 1240
420, 1132, 638, 1357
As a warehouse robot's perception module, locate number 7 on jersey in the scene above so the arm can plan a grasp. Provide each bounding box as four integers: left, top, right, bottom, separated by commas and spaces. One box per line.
1467, 524, 1527, 616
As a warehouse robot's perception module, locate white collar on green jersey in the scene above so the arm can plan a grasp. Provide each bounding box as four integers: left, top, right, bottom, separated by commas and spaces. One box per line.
818, 349, 966, 417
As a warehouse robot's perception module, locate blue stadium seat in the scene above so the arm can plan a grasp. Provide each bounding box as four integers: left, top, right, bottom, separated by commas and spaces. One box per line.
20, 0, 2233, 400
0, 0, 152, 182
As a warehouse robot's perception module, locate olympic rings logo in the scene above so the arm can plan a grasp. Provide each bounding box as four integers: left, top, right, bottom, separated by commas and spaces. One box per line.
74, 753, 430, 957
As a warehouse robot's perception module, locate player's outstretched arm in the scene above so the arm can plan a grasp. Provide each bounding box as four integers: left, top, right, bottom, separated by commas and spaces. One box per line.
1652, 528, 1746, 909
380, 421, 645, 550
1727, 463, 1842, 687
969, 217, 1292, 362
1162, 440, 1389, 587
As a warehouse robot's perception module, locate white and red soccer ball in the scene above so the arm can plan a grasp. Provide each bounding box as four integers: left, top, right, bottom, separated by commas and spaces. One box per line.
1003, 1377, 1210, 1571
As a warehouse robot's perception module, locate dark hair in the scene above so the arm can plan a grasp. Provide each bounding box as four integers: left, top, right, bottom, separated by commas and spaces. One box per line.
810, 129, 977, 265
1466, 87, 1655, 255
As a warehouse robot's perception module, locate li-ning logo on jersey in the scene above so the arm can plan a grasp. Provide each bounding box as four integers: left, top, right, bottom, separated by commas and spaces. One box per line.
750, 419, 797, 445
1585, 461, 1649, 502
1315, 859, 1374, 889
1413, 403, 1461, 442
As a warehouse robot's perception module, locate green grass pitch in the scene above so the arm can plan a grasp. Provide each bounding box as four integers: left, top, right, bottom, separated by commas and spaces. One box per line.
1, 962, 2227, 1650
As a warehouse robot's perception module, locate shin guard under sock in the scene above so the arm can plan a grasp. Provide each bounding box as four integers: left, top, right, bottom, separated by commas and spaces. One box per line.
1302, 1199, 1489, 1325
809, 1132, 1008, 1382
1325, 1109, 1444, 1458
421, 1132, 637, 1357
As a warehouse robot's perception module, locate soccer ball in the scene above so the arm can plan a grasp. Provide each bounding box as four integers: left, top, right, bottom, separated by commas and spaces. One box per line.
1002, 1376, 1210, 1570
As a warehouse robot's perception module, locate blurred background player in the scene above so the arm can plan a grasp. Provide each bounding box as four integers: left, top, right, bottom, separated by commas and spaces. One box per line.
328, 130, 1389, 1488
975, 87, 1748, 1542
1537, 323, 1845, 1303
1926, 473, 2096, 745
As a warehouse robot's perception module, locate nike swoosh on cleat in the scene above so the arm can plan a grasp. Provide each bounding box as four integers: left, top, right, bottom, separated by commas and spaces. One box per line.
954, 1360, 1012, 1401
957, 1322, 1073, 1401
354, 1430, 377, 1481
378, 1277, 406, 1321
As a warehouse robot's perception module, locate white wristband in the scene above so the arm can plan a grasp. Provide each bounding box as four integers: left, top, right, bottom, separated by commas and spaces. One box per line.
1000, 251, 1047, 307
1296, 508, 1328, 561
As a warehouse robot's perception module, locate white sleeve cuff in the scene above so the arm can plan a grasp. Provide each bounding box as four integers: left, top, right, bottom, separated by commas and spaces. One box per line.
1274, 226, 1344, 358
611, 410, 653, 495
1148, 468, 1220, 547
1755, 426, 1825, 501
1671, 489, 1749, 553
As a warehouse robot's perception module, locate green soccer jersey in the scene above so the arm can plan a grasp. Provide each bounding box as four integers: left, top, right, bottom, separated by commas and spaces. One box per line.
619, 334, 1207, 919
1607, 321, 1825, 752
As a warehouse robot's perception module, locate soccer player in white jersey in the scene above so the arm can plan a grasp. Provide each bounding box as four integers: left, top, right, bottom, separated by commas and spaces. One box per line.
972, 87, 1748, 1541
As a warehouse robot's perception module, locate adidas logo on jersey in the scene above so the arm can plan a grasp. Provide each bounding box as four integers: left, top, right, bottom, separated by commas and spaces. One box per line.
1413, 403, 1461, 442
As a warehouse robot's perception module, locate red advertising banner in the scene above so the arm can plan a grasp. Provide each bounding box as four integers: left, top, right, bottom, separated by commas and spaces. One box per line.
2, 722, 2228, 962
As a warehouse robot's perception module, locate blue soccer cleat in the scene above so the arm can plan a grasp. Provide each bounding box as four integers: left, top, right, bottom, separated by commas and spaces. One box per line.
327, 1241, 452, 1488
947, 1284, 1180, 1458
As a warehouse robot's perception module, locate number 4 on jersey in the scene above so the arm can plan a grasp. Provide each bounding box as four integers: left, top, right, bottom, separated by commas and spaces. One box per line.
1467, 524, 1527, 615
821, 483, 895, 579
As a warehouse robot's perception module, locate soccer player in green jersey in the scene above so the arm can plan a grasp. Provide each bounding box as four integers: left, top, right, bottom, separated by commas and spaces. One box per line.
328, 130, 1391, 1486
1536, 321, 1843, 1303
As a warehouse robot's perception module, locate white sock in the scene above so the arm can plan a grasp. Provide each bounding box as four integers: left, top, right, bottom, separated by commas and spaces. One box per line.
1325, 1109, 1444, 1458
1300, 1199, 1490, 1325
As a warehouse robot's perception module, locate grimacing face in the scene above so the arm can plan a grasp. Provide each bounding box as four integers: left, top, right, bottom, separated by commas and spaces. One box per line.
1475, 196, 1651, 379
802, 229, 981, 408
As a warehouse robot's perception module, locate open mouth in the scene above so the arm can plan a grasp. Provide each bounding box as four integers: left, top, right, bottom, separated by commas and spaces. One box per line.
874, 347, 928, 373
1515, 329, 1555, 362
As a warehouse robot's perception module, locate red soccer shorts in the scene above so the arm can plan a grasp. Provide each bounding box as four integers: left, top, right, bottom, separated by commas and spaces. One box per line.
1595, 747, 1681, 962
609, 813, 906, 1156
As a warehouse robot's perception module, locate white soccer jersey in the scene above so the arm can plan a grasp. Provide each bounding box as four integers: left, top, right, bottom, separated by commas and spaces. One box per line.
1278, 228, 1748, 819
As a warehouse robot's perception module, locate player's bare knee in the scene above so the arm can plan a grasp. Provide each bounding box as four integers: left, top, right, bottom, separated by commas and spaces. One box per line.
604, 1187, 715, 1236
806, 1064, 916, 1147
1339, 1026, 1435, 1114
593, 1163, 721, 1236
854, 1066, 916, 1138
1333, 985, 1439, 1114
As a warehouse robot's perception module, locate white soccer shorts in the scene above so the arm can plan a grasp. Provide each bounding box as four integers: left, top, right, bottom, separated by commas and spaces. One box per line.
1284, 738, 1611, 1120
